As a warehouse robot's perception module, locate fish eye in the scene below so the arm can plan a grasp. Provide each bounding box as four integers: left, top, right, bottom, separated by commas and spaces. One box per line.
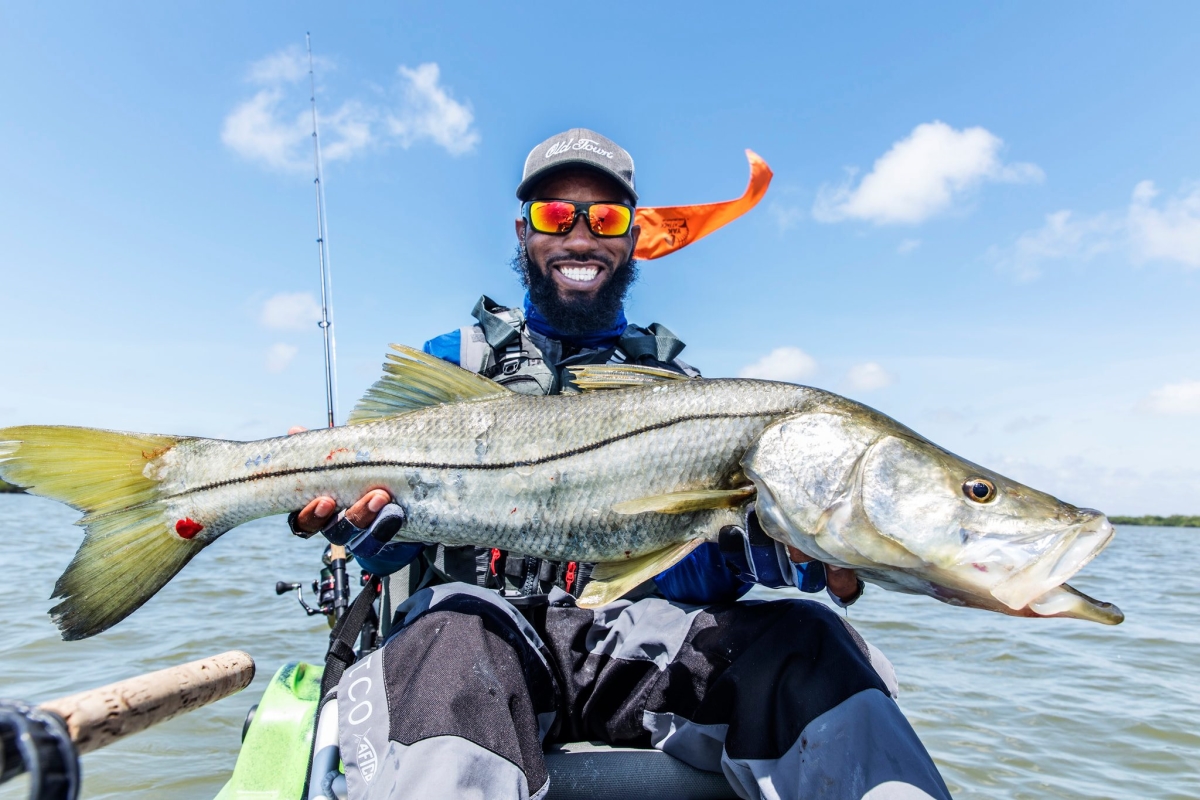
962, 478, 996, 503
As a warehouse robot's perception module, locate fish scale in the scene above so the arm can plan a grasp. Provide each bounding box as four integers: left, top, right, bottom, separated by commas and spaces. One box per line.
159, 379, 815, 562
0, 349, 1123, 640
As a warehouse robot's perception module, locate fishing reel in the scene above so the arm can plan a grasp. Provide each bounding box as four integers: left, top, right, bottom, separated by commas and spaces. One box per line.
275, 545, 351, 618
275, 545, 365, 622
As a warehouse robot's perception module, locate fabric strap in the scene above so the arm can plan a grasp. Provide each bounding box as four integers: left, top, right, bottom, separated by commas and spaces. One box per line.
320, 576, 382, 703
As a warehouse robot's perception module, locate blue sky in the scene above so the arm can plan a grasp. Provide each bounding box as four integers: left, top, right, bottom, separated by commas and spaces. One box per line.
1, 3, 1198, 514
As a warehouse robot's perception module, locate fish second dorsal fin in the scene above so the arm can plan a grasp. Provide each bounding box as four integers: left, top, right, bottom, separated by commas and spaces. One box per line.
567, 364, 693, 392
612, 486, 756, 515
576, 539, 705, 608
347, 344, 512, 424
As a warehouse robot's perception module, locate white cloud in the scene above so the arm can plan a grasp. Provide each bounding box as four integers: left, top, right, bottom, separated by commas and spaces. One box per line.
321, 100, 375, 162
813, 121, 1043, 225
738, 347, 817, 382
1128, 181, 1200, 268
768, 203, 805, 233
993, 181, 1200, 279
246, 45, 329, 85
845, 362, 893, 392
1003, 414, 1051, 434
993, 209, 1118, 281
261, 292, 323, 331
1140, 380, 1200, 415
221, 89, 311, 171
266, 343, 298, 373
223, 52, 477, 171
386, 63, 480, 155
897, 238, 921, 254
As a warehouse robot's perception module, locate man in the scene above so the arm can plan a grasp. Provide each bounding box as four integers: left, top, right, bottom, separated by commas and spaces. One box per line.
293, 129, 951, 800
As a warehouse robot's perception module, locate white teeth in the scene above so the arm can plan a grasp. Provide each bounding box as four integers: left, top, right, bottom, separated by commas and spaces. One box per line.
559, 266, 599, 282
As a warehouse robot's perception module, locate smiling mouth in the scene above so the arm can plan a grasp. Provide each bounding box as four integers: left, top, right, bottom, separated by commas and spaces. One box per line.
557, 265, 601, 284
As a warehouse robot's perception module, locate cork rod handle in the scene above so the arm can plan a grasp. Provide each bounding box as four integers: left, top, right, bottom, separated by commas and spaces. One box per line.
37, 650, 255, 754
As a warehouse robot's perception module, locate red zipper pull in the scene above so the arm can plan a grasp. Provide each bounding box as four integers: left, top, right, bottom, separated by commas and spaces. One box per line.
564, 561, 578, 594
489, 548, 502, 576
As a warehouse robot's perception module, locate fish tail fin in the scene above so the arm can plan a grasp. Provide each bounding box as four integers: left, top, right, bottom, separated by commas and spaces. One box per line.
0, 425, 203, 640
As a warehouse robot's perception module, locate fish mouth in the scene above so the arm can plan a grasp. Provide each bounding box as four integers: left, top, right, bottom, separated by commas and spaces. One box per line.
1028, 583, 1124, 625
991, 511, 1115, 611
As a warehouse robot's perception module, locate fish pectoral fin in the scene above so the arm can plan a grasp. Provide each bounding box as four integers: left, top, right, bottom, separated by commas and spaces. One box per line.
577, 539, 705, 608
348, 344, 512, 424
567, 364, 693, 392
612, 486, 756, 515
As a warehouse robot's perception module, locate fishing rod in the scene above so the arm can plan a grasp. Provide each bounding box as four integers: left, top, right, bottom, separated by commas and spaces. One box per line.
305, 33, 349, 621
307, 32, 339, 430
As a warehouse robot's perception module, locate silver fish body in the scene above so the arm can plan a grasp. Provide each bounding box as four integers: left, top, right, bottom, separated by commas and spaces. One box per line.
0, 350, 1123, 639
158, 379, 810, 561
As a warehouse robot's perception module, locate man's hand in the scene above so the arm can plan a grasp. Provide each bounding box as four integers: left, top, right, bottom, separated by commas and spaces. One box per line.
293, 489, 391, 534
287, 426, 392, 534
787, 545, 860, 604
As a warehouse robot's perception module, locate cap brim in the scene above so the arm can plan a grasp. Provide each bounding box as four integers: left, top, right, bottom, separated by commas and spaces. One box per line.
516, 159, 638, 203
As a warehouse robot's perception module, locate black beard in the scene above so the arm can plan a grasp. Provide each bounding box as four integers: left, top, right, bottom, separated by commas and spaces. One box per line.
511, 245, 639, 336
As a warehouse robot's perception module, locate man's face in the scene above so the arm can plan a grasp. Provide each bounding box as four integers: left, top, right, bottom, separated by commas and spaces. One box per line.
515, 169, 640, 316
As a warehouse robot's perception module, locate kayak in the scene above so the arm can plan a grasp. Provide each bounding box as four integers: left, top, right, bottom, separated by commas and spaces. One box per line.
216, 661, 330, 800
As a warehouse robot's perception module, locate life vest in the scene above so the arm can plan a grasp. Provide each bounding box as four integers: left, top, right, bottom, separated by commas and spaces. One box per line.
417, 295, 699, 600
456, 295, 699, 396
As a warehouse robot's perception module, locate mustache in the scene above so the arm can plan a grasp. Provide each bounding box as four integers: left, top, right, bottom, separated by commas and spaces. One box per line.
545, 252, 616, 270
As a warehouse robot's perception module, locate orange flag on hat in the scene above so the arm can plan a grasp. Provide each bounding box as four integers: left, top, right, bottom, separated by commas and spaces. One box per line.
634, 150, 773, 261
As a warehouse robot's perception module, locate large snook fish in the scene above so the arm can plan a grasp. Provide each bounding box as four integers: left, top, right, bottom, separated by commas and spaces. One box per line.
0, 346, 1122, 640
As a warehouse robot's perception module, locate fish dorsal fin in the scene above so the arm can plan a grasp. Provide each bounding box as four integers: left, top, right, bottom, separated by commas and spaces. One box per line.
567, 364, 692, 392
612, 486, 756, 515
576, 539, 705, 608
348, 344, 511, 424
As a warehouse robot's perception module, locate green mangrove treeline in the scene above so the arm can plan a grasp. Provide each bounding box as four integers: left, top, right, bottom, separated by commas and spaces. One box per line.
0, 478, 25, 494
1110, 515, 1200, 528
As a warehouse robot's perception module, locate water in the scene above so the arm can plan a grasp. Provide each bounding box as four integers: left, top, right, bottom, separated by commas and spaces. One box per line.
1, 493, 1197, 798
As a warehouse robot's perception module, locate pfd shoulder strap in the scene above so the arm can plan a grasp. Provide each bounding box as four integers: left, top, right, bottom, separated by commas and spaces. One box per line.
464, 295, 557, 394
471, 295, 524, 350
619, 322, 687, 364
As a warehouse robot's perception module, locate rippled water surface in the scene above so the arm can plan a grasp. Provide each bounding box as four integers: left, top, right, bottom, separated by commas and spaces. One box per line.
1, 494, 1197, 798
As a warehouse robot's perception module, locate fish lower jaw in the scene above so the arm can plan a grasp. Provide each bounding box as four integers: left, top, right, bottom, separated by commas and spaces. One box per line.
1026, 584, 1124, 625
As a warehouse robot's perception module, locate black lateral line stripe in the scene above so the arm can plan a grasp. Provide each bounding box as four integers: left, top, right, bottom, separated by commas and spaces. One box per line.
172, 410, 774, 499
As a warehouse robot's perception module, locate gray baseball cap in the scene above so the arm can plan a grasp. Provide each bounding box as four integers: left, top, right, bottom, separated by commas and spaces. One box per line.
516, 128, 637, 203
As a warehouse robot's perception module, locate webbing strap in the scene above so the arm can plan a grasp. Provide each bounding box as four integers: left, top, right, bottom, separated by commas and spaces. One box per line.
471, 295, 523, 350
619, 322, 686, 363
319, 578, 381, 702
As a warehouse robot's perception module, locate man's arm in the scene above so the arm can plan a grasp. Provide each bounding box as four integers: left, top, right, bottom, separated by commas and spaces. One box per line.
653, 518, 863, 607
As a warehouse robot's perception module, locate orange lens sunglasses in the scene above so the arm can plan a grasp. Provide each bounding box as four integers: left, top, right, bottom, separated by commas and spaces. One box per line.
523, 200, 634, 237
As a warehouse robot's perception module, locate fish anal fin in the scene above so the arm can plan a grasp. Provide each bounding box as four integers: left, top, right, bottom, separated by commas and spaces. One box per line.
567, 364, 692, 392
577, 539, 705, 608
612, 486, 756, 515
348, 344, 511, 424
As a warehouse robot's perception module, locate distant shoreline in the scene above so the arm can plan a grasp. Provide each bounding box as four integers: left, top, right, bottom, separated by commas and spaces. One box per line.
1110, 515, 1200, 528
0, 479, 24, 494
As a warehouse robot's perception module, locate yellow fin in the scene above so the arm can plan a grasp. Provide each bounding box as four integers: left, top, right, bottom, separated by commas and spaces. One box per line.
0, 425, 200, 640
612, 486, 756, 515
348, 344, 511, 424
576, 539, 705, 608
567, 364, 692, 392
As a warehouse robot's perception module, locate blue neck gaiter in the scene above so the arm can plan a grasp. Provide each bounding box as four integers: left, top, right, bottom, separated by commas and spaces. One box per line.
523, 293, 628, 350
